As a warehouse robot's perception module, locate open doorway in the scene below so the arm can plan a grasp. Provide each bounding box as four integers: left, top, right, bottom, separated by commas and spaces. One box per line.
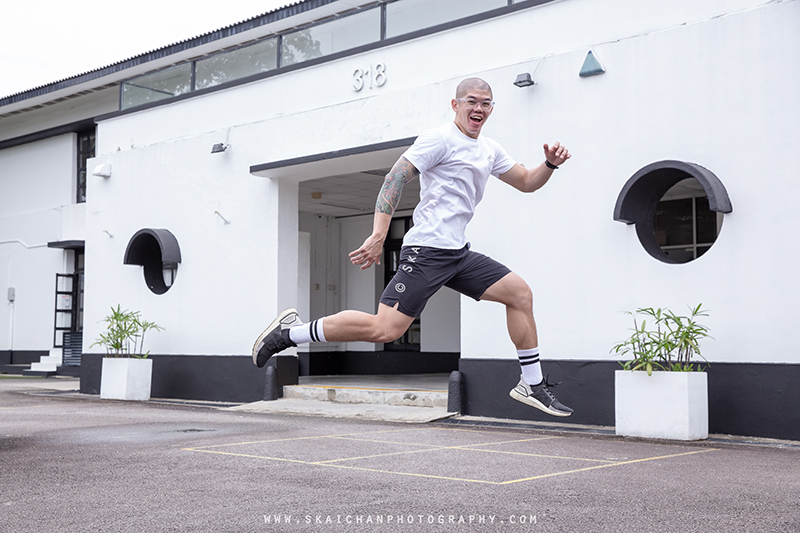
295, 168, 459, 376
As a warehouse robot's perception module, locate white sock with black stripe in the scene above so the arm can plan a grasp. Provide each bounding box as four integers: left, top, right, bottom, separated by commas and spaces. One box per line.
288, 318, 327, 345
518, 347, 543, 385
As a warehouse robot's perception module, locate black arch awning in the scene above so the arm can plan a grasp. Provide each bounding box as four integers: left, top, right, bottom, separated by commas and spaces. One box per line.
614, 160, 732, 225
124, 229, 181, 294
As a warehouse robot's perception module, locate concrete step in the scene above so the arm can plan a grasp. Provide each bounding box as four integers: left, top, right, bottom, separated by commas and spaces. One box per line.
29, 352, 64, 372
22, 369, 57, 377
30, 361, 58, 372
231, 374, 455, 423
229, 398, 454, 423
283, 384, 448, 408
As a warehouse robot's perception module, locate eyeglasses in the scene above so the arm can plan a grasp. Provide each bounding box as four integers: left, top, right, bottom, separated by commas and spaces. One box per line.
456, 98, 495, 111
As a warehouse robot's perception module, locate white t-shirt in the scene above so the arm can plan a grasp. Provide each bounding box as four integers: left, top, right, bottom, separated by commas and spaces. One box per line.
401, 122, 516, 249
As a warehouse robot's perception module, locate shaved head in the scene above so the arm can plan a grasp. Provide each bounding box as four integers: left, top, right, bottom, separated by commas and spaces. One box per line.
455, 77, 493, 99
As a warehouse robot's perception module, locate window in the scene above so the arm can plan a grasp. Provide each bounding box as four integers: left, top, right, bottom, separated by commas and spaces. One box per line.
613, 160, 732, 264
121, 63, 193, 109
386, 0, 508, 38
123, 229, 182, 295
281, 8, 381, 67
76, 129, 95, 203
655, 179, 722, 263
195, 38, 279, 90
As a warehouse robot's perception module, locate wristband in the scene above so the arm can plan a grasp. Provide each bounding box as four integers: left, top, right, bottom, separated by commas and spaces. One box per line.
545, 160, 559, 170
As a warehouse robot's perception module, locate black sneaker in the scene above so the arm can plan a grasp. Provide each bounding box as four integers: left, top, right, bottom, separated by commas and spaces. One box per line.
252, 308, 300, 368
509, 375, 573, 417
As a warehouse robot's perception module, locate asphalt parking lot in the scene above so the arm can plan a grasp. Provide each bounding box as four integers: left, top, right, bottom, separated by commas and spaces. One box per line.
2, 376, 799, 532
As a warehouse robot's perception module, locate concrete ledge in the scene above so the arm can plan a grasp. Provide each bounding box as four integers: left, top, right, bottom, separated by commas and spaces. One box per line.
228, 398, 455, 423
284, 384, 448, 408
22, 369, 57, 377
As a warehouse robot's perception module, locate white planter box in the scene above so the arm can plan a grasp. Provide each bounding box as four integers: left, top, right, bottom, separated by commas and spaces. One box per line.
615, 370, 708, 441
100, 358, 153, 401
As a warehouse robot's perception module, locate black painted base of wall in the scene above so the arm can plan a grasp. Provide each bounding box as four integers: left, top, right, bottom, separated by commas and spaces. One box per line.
299, 351, 459, 376
80, 354, 299, 404
459, 359, 800, 442
80, 351, 456, 402
0, 365, 27, 375
0, 350, 48, 365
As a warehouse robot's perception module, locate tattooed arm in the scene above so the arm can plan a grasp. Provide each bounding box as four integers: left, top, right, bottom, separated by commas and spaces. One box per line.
375, 156, 420, 215
349, 156, 420, 270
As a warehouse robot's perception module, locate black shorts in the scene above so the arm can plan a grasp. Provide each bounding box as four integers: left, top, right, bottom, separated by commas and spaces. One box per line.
379, 245, 511, 318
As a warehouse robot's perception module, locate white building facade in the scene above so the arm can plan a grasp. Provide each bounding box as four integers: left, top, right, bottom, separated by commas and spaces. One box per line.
1, 0, 798, 440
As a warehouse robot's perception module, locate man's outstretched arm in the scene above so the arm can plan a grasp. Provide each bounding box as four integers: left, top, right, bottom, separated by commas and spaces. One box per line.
349, 156, 420, 270
499, 142, 571, 193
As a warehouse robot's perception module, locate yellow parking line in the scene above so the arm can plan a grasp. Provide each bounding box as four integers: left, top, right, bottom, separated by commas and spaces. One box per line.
313, 446, 445, 464
184, 427, 436, 451
322, 436, 612, 465
329, 434, 558, 448
458, 436, 562, 447
185, 431, 384, 450
183, 446, 495, 483
316, 462, 501, 485
453, 446, 619, 463
499, 448, 718, 484
182, 428, 718, 486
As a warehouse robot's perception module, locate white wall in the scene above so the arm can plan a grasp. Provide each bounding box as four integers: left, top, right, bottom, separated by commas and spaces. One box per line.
78, 0, 798, 365
462, 0, 800, 364
1, 255, 10, 351
0, 135, 75, 215
83, 132, 300, 356
0, 134, 78, 350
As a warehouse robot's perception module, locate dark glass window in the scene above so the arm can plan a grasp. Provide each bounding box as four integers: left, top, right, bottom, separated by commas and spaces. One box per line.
654, 192, 719, 264
383, 216, 419, 351
77, 130, 95, 203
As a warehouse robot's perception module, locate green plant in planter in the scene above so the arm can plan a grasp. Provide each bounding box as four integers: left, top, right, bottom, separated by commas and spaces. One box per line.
612, 304, 711, 375
91, 305, 164, 358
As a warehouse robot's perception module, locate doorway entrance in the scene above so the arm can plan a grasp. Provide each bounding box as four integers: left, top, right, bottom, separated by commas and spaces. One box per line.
250, 138, 460, 377
297, 169, 457, 376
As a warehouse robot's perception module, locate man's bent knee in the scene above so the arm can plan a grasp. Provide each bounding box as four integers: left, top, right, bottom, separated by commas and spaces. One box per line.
482, 272, 533, 309
372, 303, 415, 343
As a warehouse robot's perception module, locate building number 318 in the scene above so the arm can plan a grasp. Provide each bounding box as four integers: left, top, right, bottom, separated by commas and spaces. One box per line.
352, 63, 387, 91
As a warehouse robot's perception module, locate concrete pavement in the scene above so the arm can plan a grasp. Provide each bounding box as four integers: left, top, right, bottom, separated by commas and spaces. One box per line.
2, 376, 799, 532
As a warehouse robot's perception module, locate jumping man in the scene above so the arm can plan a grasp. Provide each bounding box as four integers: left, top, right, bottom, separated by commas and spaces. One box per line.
253, 77, 573, 417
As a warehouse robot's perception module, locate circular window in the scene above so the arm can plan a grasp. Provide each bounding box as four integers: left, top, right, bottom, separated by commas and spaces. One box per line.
614, 161, 732, 264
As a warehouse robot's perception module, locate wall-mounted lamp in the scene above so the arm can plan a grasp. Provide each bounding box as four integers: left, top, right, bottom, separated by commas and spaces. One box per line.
579, 50, 606, 77
513, 73, 535, 88
211, 143, 229, 153
93, 163, 112, 178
